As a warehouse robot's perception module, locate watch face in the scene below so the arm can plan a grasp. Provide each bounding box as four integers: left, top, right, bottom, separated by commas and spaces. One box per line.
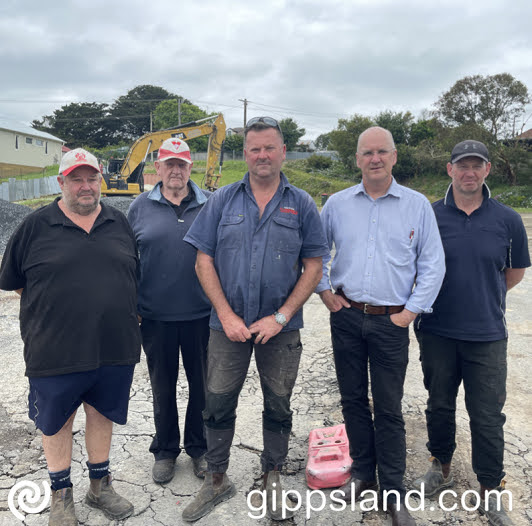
275, 312, 287, 326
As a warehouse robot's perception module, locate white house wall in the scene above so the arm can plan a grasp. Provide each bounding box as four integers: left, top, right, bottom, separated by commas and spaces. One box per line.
0, 128, 62, 168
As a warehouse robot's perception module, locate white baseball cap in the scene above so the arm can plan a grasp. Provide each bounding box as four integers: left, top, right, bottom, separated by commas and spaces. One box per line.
157, 138, 192, 164
60, 148, 101, 176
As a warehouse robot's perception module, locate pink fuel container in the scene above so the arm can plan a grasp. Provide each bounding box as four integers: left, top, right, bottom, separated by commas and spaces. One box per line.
306, 424, 353, 490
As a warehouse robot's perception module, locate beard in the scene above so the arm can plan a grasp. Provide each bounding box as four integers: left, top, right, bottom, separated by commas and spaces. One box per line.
63, 192, 100, 215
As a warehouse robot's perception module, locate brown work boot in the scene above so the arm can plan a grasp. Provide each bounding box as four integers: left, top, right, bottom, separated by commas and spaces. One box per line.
413, 457, 453, 497
337, 476, 378, 503
182, 472, 236, 522
264, 470, 297, 520
49, 486, 77, 526
85, 474, 134, 520
388, 500, 417, 526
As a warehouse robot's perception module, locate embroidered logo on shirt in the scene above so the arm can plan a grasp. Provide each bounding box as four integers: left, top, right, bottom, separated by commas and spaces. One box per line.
280, 207, 298, 215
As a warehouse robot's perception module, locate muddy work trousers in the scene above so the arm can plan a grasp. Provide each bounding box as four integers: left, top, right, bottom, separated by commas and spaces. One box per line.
203, 329, 302, 473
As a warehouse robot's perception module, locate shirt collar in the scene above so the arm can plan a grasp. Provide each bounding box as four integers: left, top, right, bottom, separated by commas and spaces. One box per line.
241, 171, 290, 193
147, 180, 207, 205
353, 176, 401, 198
443, 182, 491, 208
48, 197, 114, 226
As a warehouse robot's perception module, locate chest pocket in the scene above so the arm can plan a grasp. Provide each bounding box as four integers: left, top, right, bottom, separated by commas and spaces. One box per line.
218, 214, 244, 250
271, 215, 301, 254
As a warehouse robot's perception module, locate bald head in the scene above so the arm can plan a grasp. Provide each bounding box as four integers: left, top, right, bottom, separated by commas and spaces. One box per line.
357, 126, 395, 152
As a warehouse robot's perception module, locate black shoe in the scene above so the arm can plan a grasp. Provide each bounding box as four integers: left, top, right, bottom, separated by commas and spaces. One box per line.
192, 455, 207, 479
336, 476, 378, 503
388, 501, 416, 526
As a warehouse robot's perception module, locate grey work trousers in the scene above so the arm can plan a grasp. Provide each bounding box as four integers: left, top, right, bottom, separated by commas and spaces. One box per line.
203, 329, 302, 473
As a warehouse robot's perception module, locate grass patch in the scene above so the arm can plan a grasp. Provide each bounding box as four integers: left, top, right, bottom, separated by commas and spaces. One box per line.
0, 165, 59, 184
14, 196, 57, 209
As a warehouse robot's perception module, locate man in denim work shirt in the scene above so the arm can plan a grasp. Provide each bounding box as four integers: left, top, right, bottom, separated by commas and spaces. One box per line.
316, 127, 445, 526
182, 117, 328, 521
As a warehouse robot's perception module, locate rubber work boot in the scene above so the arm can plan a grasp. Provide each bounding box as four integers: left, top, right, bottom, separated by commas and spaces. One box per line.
337, 476, 378, 503
152, 458, 176, 484
470, 482, 514, 526
182, 472, 236, 522
192, 454, 207, 479
49, 486, 78, 526
264, 470, 297, 520
413, 457, 453, 497
85, 474, 134, 520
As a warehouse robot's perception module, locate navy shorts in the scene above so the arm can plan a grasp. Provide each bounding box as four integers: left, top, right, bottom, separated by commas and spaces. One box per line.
28, 365, 135, 436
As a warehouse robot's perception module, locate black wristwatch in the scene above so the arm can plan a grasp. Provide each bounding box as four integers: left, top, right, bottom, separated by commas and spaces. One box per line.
274, 311, 287, 327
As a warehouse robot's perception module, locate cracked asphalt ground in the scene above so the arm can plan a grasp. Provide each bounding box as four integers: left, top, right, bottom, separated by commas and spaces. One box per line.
0, 217, 531, 525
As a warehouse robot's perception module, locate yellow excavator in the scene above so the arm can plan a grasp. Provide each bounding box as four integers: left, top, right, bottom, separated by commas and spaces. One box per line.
101, 113, 226, 195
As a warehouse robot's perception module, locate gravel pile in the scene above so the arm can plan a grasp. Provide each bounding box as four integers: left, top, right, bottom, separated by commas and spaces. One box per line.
0, 199, 33, 254
100, 196, 135, 216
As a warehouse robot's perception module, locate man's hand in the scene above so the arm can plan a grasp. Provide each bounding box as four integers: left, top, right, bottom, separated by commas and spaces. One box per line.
390, 308, 416, 328
249, 315, 284, 344
319, 289, 350, 313
220, 312, 252, 342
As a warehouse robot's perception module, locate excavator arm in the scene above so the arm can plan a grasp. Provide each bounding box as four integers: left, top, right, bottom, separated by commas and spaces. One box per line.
101, 113, 226, 195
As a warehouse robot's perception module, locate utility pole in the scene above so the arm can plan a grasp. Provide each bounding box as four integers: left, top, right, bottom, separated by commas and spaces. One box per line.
178, 98, 182, 125
239, 98, 248, 127
150, 111, 153, 162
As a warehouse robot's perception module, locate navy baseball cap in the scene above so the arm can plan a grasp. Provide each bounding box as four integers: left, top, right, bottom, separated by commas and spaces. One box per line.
451, 140, 489, 163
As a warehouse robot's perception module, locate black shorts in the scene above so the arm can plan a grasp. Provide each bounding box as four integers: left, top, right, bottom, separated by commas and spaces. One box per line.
28, 365, 135, 436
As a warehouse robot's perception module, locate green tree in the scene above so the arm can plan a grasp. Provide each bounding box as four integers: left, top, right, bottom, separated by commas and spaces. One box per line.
279, 118, 305, 151
32, 102, 112, 148
224, 134, 244, 155
110, 85, 177, 141
328, 114, 374, 173
374, 111, 414, 145
315, 132, 332, 150
435, 73, 530, 138
409, 119, 437, 146
153, 99, 210, 129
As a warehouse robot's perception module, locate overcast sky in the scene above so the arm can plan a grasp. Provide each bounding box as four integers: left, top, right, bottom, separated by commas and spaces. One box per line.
1, 0, 531, 140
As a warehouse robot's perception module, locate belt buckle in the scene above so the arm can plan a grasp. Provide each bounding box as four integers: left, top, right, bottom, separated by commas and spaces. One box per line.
363, 303, 369, 314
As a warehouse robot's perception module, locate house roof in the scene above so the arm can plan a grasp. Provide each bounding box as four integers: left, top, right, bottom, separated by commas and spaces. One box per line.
0, 119, 64, 142
515, 128, 532, 139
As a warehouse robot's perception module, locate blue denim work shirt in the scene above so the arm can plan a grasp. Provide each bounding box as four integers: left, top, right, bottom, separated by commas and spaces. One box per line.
184, 172, 329, 331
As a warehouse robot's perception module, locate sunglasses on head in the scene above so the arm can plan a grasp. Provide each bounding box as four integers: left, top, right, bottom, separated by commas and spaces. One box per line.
245, 116, 281, 131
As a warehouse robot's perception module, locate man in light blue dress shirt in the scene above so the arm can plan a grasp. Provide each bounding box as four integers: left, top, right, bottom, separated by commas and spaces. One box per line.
316, 126, 445, 526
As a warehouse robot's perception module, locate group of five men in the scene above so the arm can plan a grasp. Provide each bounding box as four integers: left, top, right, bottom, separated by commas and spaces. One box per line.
0, 118, 528, 526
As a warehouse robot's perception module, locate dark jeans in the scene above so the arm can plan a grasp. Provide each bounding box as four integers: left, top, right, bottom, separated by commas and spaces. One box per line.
331, 307, 410, 495
141, 317, 209, 461
415, 330, 507, 488
203, 329, 302, 473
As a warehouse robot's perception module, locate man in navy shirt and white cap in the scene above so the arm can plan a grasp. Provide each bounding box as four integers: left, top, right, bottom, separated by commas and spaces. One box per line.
414, 140, 530, 526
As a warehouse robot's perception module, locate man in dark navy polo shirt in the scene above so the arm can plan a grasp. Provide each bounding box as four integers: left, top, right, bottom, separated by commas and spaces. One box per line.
182, 117, 329, 521
0, 148, 141, 525
128, 138, 211, 484
414, 140, 530, 526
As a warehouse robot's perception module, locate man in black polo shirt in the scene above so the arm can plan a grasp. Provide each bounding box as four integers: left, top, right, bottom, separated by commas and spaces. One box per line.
414, 140, 530, 526
0, 148, 141, 525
